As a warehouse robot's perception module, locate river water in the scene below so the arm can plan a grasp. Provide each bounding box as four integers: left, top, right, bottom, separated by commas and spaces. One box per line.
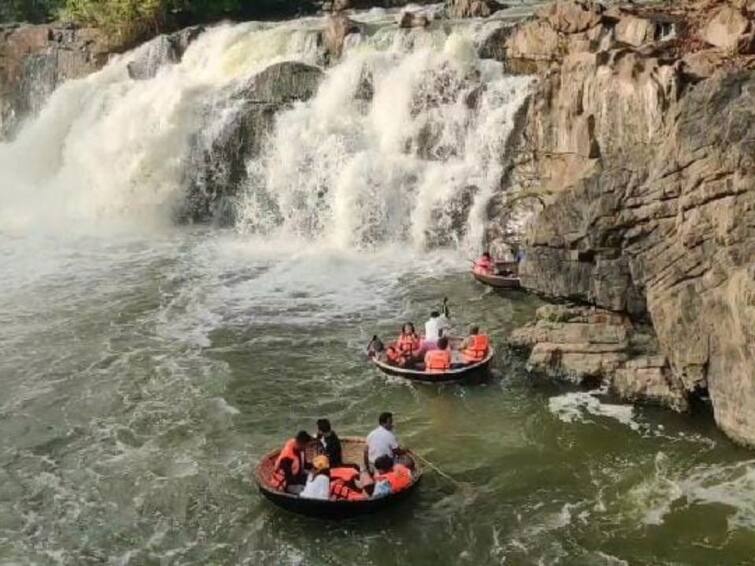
2, 5, 755, 565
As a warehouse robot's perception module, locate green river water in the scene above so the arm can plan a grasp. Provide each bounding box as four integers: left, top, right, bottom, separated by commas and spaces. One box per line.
1, 230, 754, 565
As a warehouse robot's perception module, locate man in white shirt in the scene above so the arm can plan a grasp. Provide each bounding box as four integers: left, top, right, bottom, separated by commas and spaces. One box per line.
364, 412, 400, 471
424, 310, 450, 350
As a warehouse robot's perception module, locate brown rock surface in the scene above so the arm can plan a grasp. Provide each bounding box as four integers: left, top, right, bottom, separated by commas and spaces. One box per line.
322, 14, 363, 63
702, 4, 754, 52
510, 305, 689, 410
495, 0, 755, 444
446, 0, 504, 18
0, 24, 109, 139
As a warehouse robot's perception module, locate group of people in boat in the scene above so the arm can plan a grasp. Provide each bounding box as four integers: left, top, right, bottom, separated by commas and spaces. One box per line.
367, 298, 491, 371
270, 412, 413, 501
472, 250, 523, 277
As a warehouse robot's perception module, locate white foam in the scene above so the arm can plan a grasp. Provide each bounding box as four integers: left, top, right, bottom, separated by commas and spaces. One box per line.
548, 389, 639, 431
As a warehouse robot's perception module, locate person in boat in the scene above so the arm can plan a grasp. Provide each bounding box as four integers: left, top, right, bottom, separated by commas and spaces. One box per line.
371, 455, 413, 498
271, 430, 312, 494
424, 336, 452, 373
368, 336, 409, 367
329, 465, 367, 501
366, 335, 384, 359
423, 306, 450, 350
395, 322, 421, 360
300, 455, 331, 500
316, 418, 343, 468
364, 412, 400, 472
473, 252, 495, 275
461, 325, 490, 364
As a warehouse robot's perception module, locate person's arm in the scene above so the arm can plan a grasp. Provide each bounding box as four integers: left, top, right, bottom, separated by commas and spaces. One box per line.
280, 458, 296, 486
363, 445, 370, 471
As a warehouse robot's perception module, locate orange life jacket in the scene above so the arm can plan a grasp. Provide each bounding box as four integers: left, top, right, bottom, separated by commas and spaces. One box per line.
463, 334, 490, 363
425, 349, 452, 373
329, 467, 366, 501
270, 439, 304, 491
386, 345, 407, 367
375, 463, 413, 493
396, 334, 420, 357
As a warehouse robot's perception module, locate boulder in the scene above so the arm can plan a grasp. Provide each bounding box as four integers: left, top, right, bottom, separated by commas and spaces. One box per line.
614, 14, 658, 47
446, 0, 505, 19
398, 11, 431, 28
701, 5, 754, 53
182, 62, 324, 223
535, 0, 604, 34
322, 14, 363, 63
127, 26, 204, 80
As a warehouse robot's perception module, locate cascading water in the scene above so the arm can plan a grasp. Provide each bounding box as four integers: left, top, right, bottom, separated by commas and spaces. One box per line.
0, 10, 531, 252
2, 8, 755, 566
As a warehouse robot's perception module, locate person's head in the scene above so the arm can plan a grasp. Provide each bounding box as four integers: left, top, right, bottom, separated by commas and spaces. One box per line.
469, 325, 480, 336
316, 418, 331, 434
374, 455, 394, 474
295, 430, 312, 449
379, 411, 393, 430
482, 251, 491, 260
312, 454, 330, 473
437, 336, 449, 350
430, 310, 440, 319
402, 322, 415, 335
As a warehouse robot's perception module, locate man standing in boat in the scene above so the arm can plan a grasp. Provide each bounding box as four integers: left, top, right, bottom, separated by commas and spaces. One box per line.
423, 298, 451, 350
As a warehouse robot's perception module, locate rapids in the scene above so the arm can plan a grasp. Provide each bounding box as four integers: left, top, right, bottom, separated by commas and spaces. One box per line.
1, 5, 755, 565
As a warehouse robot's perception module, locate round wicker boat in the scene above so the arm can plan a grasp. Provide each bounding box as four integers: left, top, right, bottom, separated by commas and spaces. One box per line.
371, 347, 494, 383
255, 437, 422, 519
472, 261, 521, 289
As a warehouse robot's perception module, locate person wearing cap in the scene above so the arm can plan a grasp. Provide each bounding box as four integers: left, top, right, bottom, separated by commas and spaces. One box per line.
300, 455, 331, 500
270, 430, 312, 494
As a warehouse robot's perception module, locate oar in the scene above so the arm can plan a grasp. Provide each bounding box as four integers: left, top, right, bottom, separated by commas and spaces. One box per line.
414, 452, 464, 488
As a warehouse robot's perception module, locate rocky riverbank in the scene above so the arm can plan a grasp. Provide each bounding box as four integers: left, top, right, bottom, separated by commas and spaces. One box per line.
487, 0, 754, 446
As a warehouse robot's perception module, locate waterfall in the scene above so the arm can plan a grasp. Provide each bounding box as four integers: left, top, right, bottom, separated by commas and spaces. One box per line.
0, 9, 532, 251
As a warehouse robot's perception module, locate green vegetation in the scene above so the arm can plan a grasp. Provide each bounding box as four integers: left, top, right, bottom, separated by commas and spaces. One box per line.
1, 0, 316, 45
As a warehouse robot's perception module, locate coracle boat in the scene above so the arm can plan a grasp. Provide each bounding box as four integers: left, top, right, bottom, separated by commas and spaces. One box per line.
255, 436, 423, 519
371, 340, 495, 383
472, 261, 521, 289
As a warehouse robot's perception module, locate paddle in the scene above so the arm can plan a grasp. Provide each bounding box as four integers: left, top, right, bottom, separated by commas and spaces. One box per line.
414, 452, 466, 489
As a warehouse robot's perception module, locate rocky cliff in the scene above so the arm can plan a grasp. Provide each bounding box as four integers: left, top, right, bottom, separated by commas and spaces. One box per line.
0, 23, 109, 138
490, 0, 755, 445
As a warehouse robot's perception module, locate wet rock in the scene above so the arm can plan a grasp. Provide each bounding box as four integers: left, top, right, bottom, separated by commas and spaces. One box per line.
0, 23, 109, 139
477, 24, 515, 61
446, 0, 506, 19
182, 62, 324, 223
126, 26, 204, 80
322, 14, 363, 64
398, 11, 431, 28
510, 305, 688, 410
701, 4, 754, 53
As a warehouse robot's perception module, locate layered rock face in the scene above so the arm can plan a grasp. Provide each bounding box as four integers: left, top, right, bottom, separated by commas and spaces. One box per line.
492, 0, 755, 445
0, 23, 109, 139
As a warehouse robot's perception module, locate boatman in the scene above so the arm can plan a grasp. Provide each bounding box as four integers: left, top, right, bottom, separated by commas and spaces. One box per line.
364, 412, 400, 472
424, 302, 451, 350
461, 325, 490, 364
270, 430, 312, 494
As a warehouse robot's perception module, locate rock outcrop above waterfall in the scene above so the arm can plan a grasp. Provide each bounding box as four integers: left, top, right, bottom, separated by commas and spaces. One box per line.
494, 0, 755, 445
126, 26, 204, 80
445, 0, 506, 19
182, 62, 324, 223
0, 23, 109, 139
